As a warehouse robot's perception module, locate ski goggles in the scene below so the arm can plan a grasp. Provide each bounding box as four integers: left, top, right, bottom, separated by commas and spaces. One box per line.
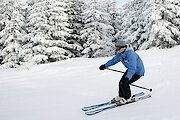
116, 46, 127, 50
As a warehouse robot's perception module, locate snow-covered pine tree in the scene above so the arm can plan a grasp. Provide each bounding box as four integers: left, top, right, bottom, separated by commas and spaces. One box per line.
25, 0, 83, 64
81, 0, 115, 58
0, 0, 26, 68
65, 0, 85, 57
117, 0, 154, 50
0, 0, 4, 64
25, 0, 52, 64
147, 0, 180, 49
117, 0, 180, 50
102, 0, 120, 41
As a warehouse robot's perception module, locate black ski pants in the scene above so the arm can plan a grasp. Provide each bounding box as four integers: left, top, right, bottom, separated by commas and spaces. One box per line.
119, 70, 142, 99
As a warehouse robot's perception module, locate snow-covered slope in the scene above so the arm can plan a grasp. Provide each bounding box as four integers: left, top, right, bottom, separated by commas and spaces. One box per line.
0, 46, 180, 120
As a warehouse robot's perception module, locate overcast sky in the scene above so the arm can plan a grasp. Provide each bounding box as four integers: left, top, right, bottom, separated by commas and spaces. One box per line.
117, 0, 133, 6
22, 0, 133, 6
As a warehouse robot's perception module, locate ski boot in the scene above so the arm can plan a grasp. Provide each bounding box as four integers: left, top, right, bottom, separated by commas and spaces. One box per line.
111, 96, 132, 104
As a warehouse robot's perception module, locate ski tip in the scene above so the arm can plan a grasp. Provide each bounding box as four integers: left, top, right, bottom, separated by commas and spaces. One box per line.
85, 113, 92, 116
82, 108, 87, 111
85, 111, 97, 116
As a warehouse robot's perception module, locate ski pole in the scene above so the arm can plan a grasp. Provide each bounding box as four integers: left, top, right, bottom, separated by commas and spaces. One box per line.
106, 68, 152, 92
130, 83, 152, 92
106, 68, 125, 73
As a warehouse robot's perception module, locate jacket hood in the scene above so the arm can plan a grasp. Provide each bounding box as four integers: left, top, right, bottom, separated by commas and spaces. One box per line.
122, 45, 133, 54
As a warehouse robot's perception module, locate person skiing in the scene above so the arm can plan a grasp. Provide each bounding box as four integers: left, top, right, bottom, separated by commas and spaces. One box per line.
99, 40, 145, 104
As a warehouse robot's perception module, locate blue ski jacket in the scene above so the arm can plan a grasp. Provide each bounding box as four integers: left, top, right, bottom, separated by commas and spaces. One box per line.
105, 47, 145, 79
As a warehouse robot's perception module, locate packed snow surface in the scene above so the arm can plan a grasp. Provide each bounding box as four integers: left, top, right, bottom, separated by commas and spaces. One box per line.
0, 46, 180, 120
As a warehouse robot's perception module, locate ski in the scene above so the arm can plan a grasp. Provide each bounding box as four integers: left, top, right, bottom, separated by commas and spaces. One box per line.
82, 92, 144, 111
85, 94, 151, 116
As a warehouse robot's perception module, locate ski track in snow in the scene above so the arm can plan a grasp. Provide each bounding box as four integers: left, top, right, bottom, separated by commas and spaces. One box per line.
0, 46, 180, 120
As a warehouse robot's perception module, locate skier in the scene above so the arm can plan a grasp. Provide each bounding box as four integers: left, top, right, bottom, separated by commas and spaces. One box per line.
99, 40, 145, 104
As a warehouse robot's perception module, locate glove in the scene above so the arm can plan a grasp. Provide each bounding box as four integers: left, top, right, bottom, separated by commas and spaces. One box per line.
99, 64, 106, 70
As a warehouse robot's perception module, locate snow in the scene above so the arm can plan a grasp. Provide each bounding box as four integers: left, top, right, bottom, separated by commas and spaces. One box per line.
0, 45, 180, 120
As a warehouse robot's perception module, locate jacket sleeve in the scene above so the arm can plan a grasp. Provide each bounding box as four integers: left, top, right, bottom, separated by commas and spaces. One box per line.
125, 52, 136, 79
105, 54, 121, 68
